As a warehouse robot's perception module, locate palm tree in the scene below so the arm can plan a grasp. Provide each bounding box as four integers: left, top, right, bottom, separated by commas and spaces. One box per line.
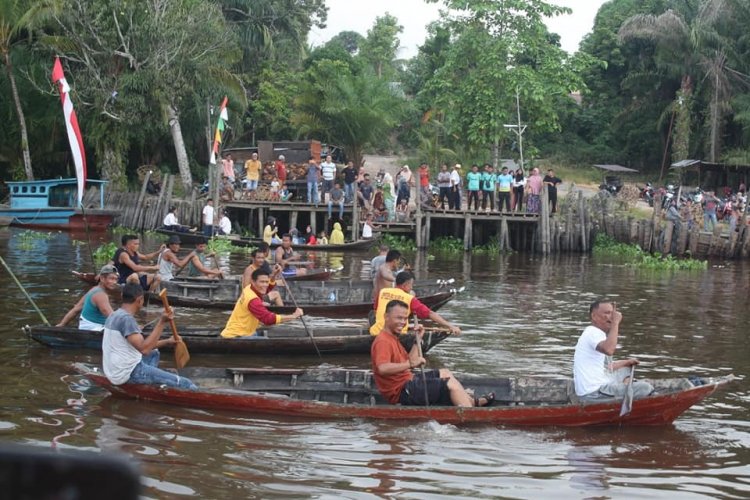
619, 1, 750, 162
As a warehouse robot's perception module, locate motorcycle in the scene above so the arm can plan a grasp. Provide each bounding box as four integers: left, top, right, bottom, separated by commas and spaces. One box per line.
640, 182, 655, 207
660, 184, 677, 209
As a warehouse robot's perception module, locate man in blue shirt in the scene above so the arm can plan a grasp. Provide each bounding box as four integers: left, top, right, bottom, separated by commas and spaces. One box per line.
466, 165, 482, 211
496, 167, 514, 212
481, 163, 497, 212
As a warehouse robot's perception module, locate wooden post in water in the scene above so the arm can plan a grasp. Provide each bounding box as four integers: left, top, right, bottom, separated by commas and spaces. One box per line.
499, 217, 508, 252
424, 215, 431, 248
351, 201, 359, 241
540, 186, 550, 254
163, 175, 174, 225
463, 214, 472, 251
578, 192, 587, 252
415, 213, 423, 249
662, 221, 673, 255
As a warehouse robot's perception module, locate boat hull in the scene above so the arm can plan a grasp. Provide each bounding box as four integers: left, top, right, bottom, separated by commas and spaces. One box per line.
71, 364, 734, 426
29, 325, 449, 355
231, 237, 378, 252
0, 208, 115, 230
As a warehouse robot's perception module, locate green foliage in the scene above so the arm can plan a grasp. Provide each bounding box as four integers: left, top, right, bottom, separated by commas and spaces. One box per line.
206, 237, 233, 254
359, 13, 403, 79
593, 233, 707, 270
92, 241, 117, 266
380, 233, 416, 252
429, 236, 464, 253
13, 230, 52, 250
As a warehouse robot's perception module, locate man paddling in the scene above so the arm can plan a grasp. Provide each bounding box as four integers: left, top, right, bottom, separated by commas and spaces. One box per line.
113, 234, 162, 291
370, 271, 461, 336
221, 268, 304, 338
241, 248, 284, 306
102, 283, 196, 389
57, 264, 119, 331
186, 242, 223, 279
157, 235, 197, 282
371, 299, 492, 407
573, 299, 653, 400
274, 234, 308, 277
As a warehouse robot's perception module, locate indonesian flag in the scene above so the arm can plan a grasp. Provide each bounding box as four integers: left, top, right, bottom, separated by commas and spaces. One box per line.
52, 57, 87, 205
209, 96, 228, 164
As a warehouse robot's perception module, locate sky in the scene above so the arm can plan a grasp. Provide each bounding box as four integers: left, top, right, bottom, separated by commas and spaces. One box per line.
308, 0, 609, 57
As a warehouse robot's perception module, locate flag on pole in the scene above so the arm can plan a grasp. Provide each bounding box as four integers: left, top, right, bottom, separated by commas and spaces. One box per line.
51, 57, 87, 205
209, 96, 228, 165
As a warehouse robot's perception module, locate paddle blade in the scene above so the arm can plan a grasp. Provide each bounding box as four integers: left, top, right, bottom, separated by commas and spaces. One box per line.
174, 338, 190, 369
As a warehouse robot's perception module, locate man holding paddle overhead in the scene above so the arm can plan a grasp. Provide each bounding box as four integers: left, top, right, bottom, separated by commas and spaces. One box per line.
371, 300, 492, 407
369, 271, 461, 337
221, 268, 304, 338
573, 299, 653, 400
102, 283, 196, 389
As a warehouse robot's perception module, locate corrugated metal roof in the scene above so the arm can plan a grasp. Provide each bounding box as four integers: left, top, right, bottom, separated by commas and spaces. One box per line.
670, 159, 701, 169
592, 164, 639, 173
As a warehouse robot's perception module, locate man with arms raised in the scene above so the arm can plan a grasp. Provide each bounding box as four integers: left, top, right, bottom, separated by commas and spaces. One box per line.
573, 299, 653, 399
370, 271, 461, 336
57, 264, 119, 331
103, 283, 196, 389
371, 300, 492, 407
221, 268, 304, 338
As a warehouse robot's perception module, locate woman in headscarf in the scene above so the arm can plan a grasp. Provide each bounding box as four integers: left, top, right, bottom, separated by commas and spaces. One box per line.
330, 222, 345, 245
382, 171, 395, 221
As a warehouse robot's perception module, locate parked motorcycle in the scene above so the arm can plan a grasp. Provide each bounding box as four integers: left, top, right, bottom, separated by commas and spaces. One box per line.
660, 184, 677, 209
640, 182, 655, 207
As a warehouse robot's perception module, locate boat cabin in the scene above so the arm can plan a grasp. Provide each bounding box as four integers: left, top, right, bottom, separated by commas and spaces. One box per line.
6, 178, 108, 209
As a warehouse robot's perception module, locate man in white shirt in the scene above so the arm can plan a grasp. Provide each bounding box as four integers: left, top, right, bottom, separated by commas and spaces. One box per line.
219, 209, 232, 235
320, 154, 337, 198
573, 300, 653, 399
202, 198, 214, 236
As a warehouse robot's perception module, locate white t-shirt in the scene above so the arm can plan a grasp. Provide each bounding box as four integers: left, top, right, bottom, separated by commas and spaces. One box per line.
573, 325, 610, 396
163, 212, 178, 226
219, 216, 231, 235
102, 309, 143, 385
362, 222, 373, 238
202, 205, 214, 226
450, 169, 461, 187
321, 161, 336, 181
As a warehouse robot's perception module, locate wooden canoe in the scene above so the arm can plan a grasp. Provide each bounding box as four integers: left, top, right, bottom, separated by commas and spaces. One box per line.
146, 279, 457, 317
155, 227, 241, 245
231, 237, 378, 252
27, 325, 450, 355
72, 267, 335, 286
71, 363, 735, 426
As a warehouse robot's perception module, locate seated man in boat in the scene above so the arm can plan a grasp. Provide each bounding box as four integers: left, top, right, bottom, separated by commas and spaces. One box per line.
57, 264, 119, 331
573, 299, 653, 400
371, 299, 492, 407
221, 268, 304, 338
370, 271, 461, 336
114, 234, 162, 291
274, 234, 308, 276
102, 283, 196, 389
372, 249, 402, 301
162, 206, 196, 232
157, 235, 197, 282
186, 242, 223, 279
241, 248, 284, 306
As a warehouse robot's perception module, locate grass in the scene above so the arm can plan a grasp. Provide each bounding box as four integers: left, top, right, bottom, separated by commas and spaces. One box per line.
593, 233, 707, 271
380, 233, 417, 252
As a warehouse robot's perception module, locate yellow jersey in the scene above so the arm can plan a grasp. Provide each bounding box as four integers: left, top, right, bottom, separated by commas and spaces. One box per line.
369, 287, 414, 336
221, 285, 279, 338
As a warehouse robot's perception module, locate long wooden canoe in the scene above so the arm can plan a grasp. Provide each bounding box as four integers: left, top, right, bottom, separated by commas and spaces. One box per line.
147, 279, 457, 317
155, 227, 241, 245
72, 363, 735, 426
73, 267, 335, 286
27, 325, 450, 355
231, 237, 378, 252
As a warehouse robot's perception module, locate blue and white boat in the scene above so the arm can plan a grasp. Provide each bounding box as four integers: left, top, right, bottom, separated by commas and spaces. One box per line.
0, 178, 116, 230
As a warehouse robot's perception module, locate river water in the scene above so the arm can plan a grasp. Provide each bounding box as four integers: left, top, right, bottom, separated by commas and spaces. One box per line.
0, 227, 748, 499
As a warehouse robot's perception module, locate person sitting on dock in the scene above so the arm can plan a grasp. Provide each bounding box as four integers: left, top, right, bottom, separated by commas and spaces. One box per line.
157, 235, 196, 282
57, 264, 119, 331
113, 234, 162, 291
573, 299, 653, 400
162, 206, 195, 233
370, 271, 461, 336
328, 182, 345, 220
371, 299, 491, 407
241, 249, 284, 306
395, 198, 411, 222
102, 283, 196, 389
186, 242, 223, 279
274, 234, 308, 276
372, 249, 402, 300
221, 268, 304, 338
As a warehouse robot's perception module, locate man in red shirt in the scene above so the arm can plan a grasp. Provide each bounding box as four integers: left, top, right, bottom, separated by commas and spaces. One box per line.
370, 300, 494, 407
418, 163, 431, 208
275, 155, 287, 184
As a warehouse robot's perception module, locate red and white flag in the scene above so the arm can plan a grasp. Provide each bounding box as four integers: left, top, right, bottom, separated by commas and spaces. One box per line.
209, 96, 228, 165
52, 57, 86, 205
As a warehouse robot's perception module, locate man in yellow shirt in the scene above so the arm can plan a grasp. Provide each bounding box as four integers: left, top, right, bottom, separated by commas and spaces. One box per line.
244, 152, 262, 198
221, 268, 303, 338
369, 271, 461, 336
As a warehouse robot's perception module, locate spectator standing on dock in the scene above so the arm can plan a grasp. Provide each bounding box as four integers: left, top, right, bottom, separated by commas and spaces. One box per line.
481, 163, 496, 212
466, 164, 482, 211
418, 163, 431, 209
437, 164, 451, 209
450, 163, 462, 210
342, 161, 357, 203
320, 155, 337, 198
221, 153, 235, 183
275, 155, 287, 184
396, 165, 412, 207
306, 157, 321, 205
525, 168, 543, 214
244, 152, 261, 198
703, 191, 719, 231
543, 169, 562, 213
202, 198, 215, 236
382, 171, 395, 220
328, 182, 345, 220
512, 169, 526, 211
358, 174, 375, 215
496, 167, 513, 212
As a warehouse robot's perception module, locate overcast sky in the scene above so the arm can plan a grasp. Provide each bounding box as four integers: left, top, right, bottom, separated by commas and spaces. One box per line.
309, 0, 609, 57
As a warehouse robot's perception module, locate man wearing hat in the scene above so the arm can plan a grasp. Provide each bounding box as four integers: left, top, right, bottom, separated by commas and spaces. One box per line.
157, 235, 196, 282
57, 264, 120, 331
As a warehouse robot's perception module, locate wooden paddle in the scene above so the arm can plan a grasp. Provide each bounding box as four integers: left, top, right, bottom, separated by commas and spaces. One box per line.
158, 289, 190, 368
620, 364, 636, 417
280, 273, 322, 358
413, 315, 429, 407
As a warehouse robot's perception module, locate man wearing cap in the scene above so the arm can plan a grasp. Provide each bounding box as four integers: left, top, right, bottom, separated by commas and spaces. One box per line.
450, 164, 462, 210
157, 236, 196, 282
57, 264, 120, 331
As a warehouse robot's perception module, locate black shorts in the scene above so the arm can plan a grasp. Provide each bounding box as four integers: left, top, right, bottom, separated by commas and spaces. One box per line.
399, 369, 451, 406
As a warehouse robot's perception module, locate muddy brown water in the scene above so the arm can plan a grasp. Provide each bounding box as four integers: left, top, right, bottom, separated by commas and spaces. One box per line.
0, 227, 748, 498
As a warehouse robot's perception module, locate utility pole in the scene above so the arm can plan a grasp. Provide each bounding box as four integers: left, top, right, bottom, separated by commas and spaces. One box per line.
503, 87, 527, 172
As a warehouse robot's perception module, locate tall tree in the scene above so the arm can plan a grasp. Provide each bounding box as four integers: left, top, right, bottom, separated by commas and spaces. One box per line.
359, 13, 403, 79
